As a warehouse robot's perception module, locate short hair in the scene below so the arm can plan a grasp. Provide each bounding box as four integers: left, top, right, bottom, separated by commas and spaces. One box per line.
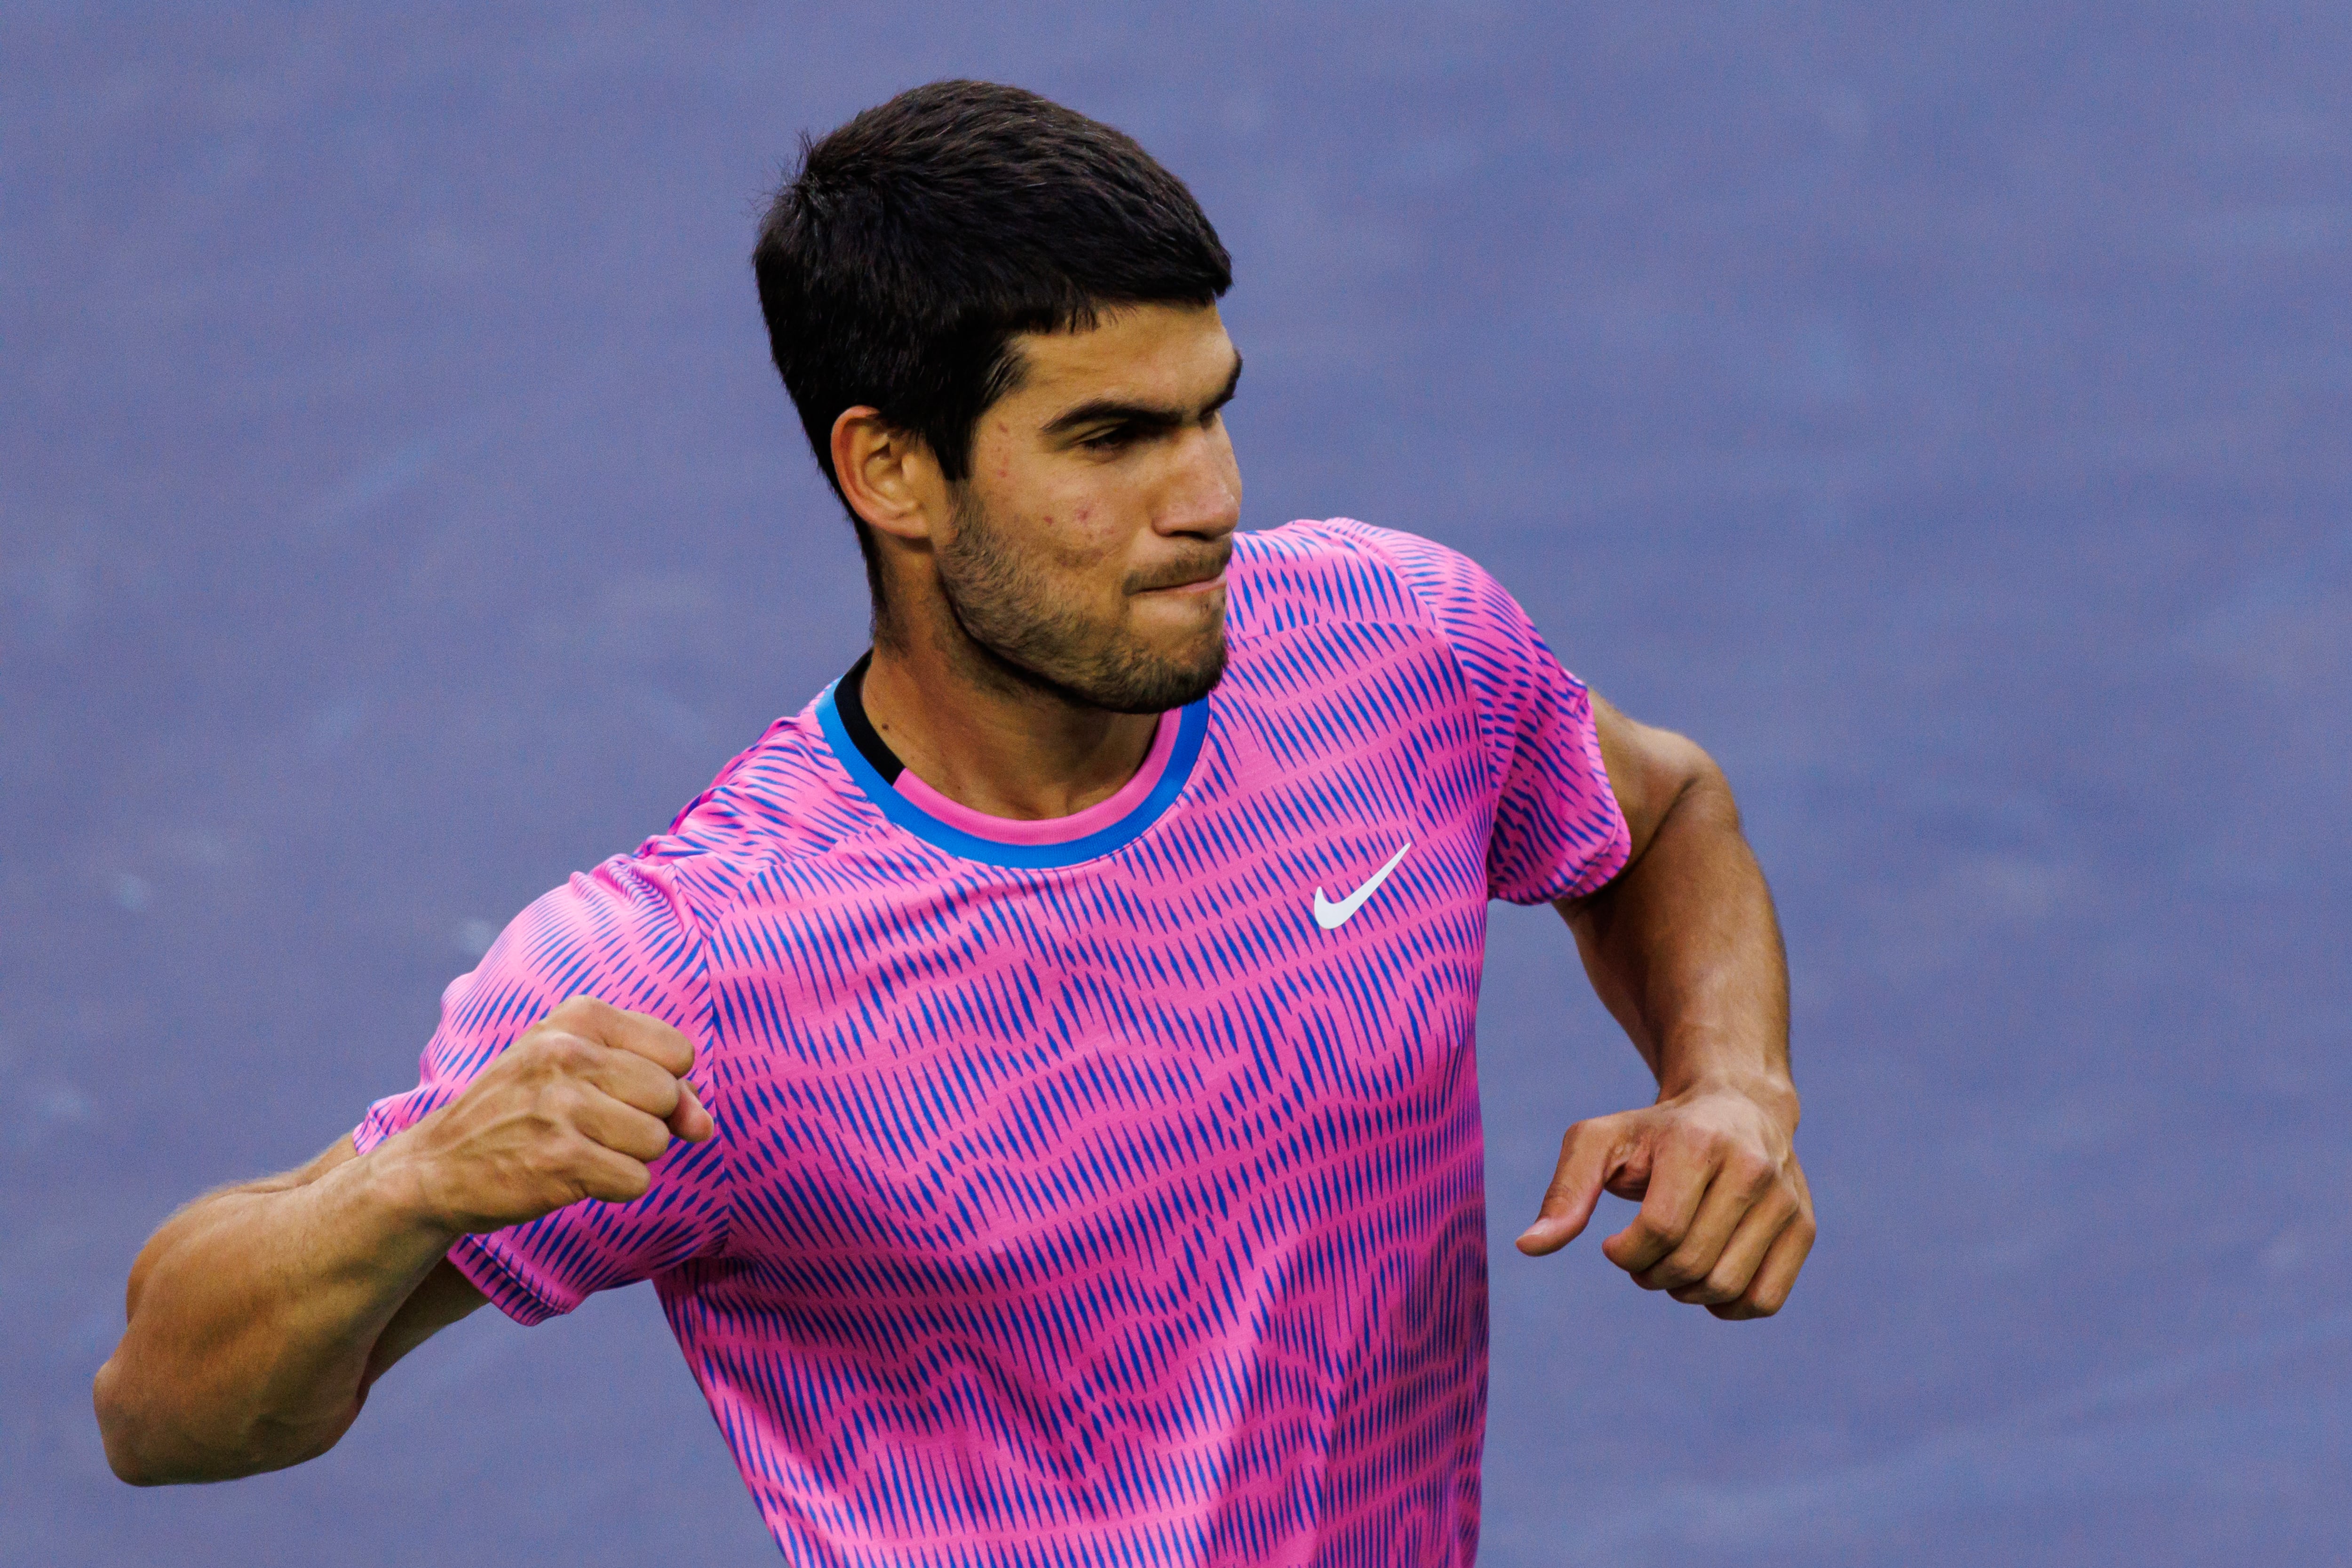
753, 80, 1232, 605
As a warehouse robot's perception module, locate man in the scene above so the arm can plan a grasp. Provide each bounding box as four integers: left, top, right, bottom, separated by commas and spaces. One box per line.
95, 80, 1811, 1564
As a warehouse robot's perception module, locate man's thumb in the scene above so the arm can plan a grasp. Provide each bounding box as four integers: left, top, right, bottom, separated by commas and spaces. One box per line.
668, 1082, 715, 1143
1515, 1116, 1625, 1256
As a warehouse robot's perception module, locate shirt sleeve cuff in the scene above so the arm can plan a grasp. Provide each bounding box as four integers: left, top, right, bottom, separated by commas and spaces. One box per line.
347, 1122, 581, 1328
443, 1234, 576, 1327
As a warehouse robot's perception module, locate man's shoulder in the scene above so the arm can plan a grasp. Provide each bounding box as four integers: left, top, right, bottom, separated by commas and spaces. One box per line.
619, 701, 874, 924
1229, 517, 1509, 643
1229, 518, 1450, 638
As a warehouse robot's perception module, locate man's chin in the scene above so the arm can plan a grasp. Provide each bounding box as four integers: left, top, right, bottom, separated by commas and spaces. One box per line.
962, 609, 1226, 715
1090, 633, 1227, 714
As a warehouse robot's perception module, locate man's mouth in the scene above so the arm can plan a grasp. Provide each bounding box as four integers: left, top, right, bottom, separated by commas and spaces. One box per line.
1145, 571, 1225, 597
1131, 551, 1232, 596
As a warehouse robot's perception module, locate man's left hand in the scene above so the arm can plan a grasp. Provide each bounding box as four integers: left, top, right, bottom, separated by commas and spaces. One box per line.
1514, 1083, 1814, 1321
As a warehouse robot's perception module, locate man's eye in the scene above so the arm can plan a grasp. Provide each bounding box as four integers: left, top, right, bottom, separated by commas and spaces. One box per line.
1081, 428, 1134, 452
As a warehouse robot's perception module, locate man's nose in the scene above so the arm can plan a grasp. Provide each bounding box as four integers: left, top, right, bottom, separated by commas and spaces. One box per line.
1155, 425, 1242, 541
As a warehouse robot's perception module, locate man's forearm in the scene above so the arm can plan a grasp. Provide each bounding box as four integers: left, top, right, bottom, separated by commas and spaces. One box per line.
96, 997, 713, 1484
1523, 701, 1812, 1315
94, 1139, 457, 1484
1561, 756, 1792, 1112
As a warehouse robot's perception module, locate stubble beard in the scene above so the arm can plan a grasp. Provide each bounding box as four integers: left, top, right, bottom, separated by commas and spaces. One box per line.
934, 490, 1228, 716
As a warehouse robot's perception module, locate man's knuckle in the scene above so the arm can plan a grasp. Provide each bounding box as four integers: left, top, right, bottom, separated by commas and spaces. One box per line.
1652, 1255, 1702, 1288
540, 1035, 590, 1072
561, 995, 618, 1030
516, 1032, 583, 1077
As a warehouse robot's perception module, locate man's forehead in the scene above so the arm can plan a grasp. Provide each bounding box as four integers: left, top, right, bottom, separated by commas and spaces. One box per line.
1009, 303, 1235, 409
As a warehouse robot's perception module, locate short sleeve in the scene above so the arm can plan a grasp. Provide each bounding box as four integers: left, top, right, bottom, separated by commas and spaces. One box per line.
352, 855, 730, 1325
1354, 525, 1631, 904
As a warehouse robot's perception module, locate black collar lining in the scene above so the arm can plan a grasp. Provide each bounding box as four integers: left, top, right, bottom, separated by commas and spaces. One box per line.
835, 652, 906, 784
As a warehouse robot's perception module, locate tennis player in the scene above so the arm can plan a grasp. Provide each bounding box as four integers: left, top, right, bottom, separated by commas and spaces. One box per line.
95, 80, 1812, 1564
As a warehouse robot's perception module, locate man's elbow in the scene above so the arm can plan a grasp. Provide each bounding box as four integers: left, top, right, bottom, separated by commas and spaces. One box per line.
93, 1353, 348, 1487
93, 1356, 172, 1486
90, 1354, 217, 1487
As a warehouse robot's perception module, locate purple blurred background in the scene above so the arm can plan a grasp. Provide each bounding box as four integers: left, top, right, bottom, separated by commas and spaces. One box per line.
5, 5, 2347, 1563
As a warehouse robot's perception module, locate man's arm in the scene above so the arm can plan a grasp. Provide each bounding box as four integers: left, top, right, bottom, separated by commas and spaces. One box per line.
1515, 695, 1815, 1321
92, 997, 713, 1484
94, 1139, 487, 1484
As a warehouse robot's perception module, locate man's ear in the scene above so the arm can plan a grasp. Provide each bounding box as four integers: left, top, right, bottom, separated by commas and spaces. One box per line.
831, 406, 945, 542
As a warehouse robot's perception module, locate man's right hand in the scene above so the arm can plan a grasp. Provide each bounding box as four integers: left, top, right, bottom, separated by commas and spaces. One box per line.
376, 995, 715, 1238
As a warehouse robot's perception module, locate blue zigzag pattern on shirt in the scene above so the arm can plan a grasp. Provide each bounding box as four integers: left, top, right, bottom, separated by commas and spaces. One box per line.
354, 520, 1629, 1566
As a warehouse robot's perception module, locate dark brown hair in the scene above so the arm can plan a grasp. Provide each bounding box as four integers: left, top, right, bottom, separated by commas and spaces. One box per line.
753, 80, 1232, 605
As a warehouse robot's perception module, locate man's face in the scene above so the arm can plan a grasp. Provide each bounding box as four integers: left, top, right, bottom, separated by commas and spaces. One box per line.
935, 303, 1243, 714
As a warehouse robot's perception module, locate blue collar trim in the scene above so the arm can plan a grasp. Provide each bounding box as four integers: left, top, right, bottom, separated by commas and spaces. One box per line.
815, 682, 1208, 869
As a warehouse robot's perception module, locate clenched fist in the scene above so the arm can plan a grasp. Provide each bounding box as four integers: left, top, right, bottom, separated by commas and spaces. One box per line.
376, 996, 715, 1237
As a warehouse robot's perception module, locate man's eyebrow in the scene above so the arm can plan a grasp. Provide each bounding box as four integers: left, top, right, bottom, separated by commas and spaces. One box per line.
1041, 352, 1244, 438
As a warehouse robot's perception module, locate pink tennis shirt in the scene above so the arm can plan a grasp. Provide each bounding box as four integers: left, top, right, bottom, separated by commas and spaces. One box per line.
355, 518, 1629, 1565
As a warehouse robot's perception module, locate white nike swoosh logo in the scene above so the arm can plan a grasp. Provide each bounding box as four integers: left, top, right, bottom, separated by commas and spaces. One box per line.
1312, 841, 1413, 931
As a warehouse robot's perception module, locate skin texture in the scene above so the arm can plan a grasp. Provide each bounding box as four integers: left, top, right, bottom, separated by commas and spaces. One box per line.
92, 998, 706, 1483
92, 298, 1809, 1488
1521, 697, 1812, 1320
838, 303, 1244, 820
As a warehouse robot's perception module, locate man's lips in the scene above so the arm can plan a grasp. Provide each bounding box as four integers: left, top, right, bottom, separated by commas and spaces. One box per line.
1143, 570, 1226, 596
1131, 555, 1232, 595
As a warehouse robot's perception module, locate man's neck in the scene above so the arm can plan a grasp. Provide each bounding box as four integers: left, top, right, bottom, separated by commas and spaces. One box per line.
858, 633, 1161, 822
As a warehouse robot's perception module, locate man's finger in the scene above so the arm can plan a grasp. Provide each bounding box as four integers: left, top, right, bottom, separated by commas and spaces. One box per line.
1710, 1203, 1816, 1320
1665, 1185, 1794, 1305
1638, 1156, 1773, 1292
667, 1082, 715, 1143
1602, 1135, 1715, 1277
570, 1139, 657, 1206
573, 1050, 710, 1146
565, 1041, 680, 1115
1515, 1117, 1626, 1256
572, 1091, 673, 1166
552, 995, 698, 1079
